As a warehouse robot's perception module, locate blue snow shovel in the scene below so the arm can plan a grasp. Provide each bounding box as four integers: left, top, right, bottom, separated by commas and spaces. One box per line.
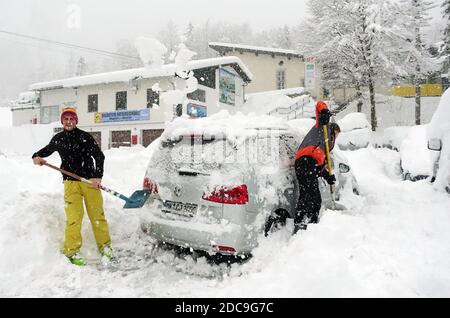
43, 162, 150, 209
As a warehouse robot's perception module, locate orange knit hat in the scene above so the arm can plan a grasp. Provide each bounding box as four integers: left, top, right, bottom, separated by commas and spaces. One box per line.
60, 107, 78, 124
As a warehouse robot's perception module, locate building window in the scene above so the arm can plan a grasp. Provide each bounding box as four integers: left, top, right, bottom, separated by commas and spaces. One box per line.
111, 130, 131, 148
147, 89, 159, 108
277, 70, 286, 90
142, 129, 164, 147
175, 104, 183, 117
116, 91, 127, 110
40, 105, 60, 124
187, 89, 206, 103
192, 67, 216, 89
88, 94, 98, 113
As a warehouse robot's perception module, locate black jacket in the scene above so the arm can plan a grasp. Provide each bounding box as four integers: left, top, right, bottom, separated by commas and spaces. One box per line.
32, 128, 105, 181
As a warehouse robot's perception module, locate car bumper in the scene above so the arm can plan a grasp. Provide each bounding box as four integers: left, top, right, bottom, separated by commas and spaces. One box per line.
140, 211, 258, 256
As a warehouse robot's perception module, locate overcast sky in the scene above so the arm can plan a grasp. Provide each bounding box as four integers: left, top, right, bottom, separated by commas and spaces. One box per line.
0, 0, 310, 50
0, 0, 446, 101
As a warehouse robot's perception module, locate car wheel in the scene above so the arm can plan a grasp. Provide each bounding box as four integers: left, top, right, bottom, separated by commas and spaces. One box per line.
264, 209, 289, 237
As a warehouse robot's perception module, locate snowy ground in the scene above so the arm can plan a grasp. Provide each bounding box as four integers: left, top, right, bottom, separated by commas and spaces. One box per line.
1, 137, 450, 297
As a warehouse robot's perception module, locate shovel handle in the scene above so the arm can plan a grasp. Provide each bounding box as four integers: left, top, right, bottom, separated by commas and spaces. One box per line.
43, 162, 111, 194
323, 125, 335, 192
42, 162, 131, 203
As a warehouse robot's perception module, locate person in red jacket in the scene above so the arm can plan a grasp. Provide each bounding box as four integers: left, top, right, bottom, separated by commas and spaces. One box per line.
293, 100, 340, 234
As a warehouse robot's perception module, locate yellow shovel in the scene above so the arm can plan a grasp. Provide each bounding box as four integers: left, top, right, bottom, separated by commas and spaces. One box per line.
323, 124, 337, 210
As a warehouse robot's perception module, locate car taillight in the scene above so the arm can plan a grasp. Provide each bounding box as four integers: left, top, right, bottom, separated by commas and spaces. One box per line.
143, 177, 158, 193
202, 184, 248, 205
213, 245, 236, 254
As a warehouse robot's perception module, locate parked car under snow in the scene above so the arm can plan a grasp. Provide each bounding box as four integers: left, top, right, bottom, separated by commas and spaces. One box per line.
139, 112, 359, 257
336, 113, 371, 150
399, 125, 432, 181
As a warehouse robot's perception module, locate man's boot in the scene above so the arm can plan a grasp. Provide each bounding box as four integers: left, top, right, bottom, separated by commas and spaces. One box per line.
68, 253, 87, 266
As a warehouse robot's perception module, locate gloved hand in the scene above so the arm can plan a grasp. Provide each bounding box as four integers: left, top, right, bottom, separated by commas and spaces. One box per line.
323, 173, 336, 185
318, 108, 331, 125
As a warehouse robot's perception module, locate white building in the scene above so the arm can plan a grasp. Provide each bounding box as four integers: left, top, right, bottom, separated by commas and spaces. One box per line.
25, 57, 252, 150
9, 91, 40, 126
209, 42, 323, 99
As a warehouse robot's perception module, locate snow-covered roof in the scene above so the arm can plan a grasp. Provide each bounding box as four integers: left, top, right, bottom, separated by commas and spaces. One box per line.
247, 87, 306, 98
209, 42, 304, 59
30, 56, 253, 91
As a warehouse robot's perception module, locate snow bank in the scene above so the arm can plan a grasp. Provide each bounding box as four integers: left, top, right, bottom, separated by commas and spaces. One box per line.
0, 123, 58, 156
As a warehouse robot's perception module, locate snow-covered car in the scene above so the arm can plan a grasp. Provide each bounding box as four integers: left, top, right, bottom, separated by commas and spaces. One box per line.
336, 112, 371, 150
328, 146, 360, 200
399, 125, 432, 181
139, 112, 359, 257
427, 88, 450, 193
374, 126, 411, 151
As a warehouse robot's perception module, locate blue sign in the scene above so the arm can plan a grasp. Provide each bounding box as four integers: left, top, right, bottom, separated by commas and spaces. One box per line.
187, 103, 207, 118
95, 109, 150, 123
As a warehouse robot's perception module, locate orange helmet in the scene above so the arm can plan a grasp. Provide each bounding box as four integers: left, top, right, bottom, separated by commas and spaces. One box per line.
60, 107, 78, 124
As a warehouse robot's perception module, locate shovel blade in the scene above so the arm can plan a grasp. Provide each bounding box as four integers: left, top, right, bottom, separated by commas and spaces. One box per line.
123, 190, 151, 209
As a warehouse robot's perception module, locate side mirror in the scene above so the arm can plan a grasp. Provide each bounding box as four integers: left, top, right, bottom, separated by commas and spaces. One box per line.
428, 139, 442, 151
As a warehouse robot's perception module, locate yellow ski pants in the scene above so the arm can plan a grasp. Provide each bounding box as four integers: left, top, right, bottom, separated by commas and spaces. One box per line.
63, 180, 111, 257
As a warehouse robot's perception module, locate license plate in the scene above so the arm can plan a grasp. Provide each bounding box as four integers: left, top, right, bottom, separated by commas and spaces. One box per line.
162, 200, 197, 217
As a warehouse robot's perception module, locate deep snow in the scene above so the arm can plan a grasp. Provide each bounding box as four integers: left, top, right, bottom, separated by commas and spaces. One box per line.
1, 121, 450, 297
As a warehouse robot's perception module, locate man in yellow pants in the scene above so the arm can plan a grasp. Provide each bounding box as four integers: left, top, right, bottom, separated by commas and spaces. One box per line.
32, 107, 113, 266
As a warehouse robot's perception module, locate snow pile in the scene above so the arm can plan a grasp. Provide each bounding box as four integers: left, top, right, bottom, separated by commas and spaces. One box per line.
399, 125, 432, 178
336, 113, 370, 150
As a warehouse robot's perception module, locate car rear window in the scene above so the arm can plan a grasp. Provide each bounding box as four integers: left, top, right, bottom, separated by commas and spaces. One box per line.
151, 133, 292, 173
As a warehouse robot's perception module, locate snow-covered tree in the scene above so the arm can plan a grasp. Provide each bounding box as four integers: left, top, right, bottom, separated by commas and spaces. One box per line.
399, 0, 437, 125
301, 0, 433, 130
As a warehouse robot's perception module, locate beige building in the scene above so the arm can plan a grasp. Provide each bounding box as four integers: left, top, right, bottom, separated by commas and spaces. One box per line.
25, 57, 252, 150
209, 42, 323, 99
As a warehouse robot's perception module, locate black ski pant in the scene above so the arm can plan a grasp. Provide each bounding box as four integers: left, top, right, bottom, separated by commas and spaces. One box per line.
294, 156, 322, 225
